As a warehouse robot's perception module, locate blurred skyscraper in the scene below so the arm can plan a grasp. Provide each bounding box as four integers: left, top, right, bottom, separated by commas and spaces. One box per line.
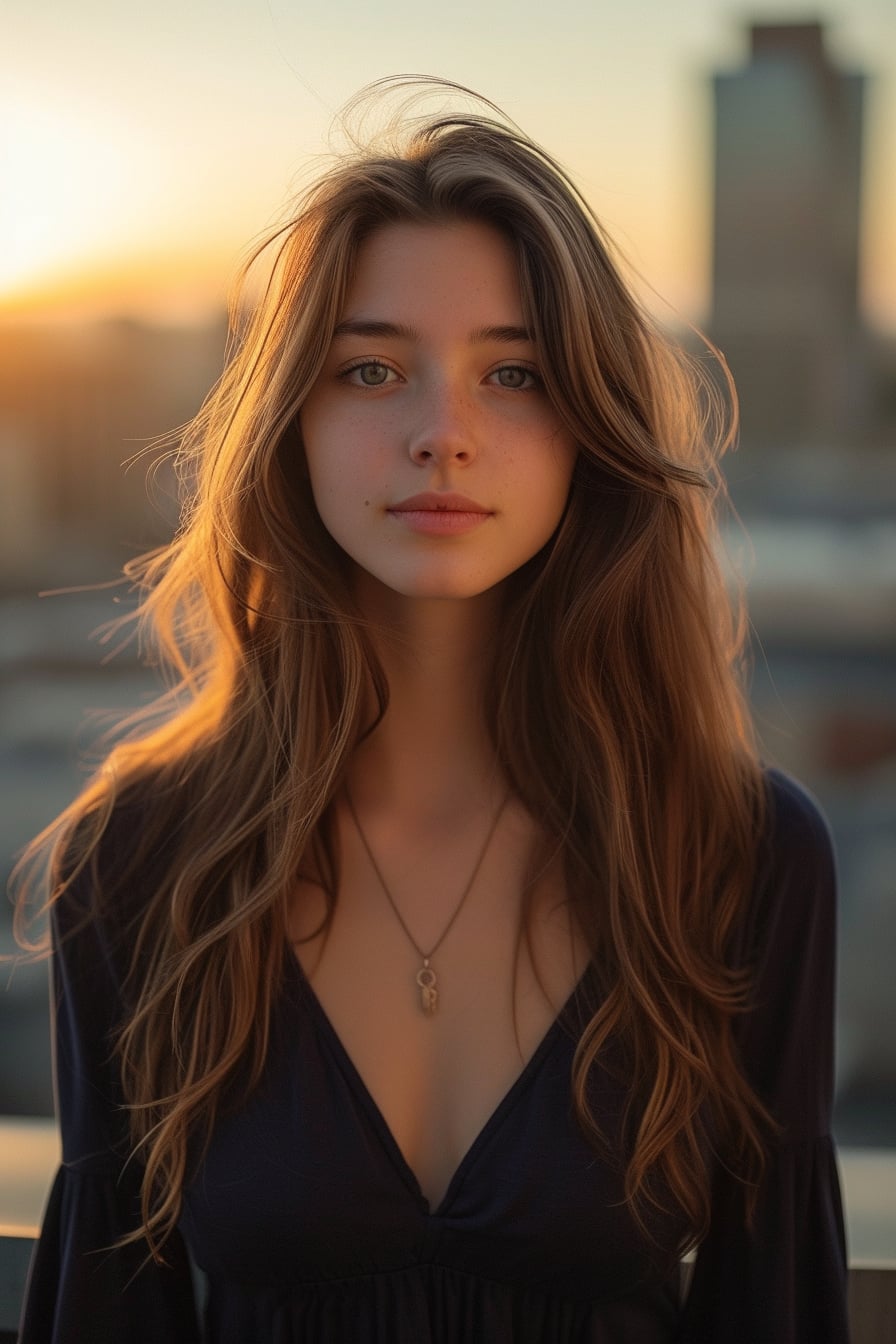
0, 317, 226, 591
710, 22, 870, 456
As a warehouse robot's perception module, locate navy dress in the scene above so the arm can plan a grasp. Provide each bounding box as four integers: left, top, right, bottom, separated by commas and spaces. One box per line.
19, 770, 849, 1342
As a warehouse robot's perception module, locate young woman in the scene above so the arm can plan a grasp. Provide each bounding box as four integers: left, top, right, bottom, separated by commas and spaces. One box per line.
16, 81, 848, 1342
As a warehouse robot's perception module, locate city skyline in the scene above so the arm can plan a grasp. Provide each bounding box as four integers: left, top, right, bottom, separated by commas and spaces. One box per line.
711, 21, 873, 453
3, 0, 895, 331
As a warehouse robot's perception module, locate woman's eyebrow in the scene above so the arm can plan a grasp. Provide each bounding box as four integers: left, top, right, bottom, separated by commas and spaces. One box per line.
332, 319, 417, 340
331, 319, 534, 344
471, 324, 534, 345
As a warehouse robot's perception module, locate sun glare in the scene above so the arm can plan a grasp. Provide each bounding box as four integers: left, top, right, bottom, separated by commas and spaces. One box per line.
0, 94, 135, 306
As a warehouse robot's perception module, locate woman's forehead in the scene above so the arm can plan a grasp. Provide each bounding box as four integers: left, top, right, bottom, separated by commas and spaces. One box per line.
335, 220, 529, 336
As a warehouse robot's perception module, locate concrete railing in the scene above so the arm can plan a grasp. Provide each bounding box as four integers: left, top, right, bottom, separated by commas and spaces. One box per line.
1, 1118, 894, 1341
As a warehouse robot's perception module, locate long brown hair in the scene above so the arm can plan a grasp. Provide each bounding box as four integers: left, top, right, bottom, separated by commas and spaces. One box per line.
15, 78, 769, 1260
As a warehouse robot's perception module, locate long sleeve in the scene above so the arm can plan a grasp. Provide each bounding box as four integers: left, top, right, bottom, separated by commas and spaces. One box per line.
678, 770, 850, 1342
18, 827, 201, 1344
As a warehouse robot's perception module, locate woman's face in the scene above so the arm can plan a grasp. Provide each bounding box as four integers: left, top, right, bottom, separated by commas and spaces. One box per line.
299, 219, 576, 603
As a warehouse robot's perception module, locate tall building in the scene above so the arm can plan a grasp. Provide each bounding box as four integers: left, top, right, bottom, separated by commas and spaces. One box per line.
710, 22, 868, 453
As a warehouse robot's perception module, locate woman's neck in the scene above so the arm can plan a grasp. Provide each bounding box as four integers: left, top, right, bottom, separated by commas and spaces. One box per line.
348, 578, 506, 822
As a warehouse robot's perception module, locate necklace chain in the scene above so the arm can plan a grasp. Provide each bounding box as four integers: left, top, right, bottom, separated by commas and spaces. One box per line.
344, 787, 510, 1016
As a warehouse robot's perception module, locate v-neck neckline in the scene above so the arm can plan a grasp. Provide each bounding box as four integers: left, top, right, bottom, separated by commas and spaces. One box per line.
286, 951, 591, 1218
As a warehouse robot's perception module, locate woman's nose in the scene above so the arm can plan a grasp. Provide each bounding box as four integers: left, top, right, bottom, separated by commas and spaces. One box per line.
407, 382, 478, 466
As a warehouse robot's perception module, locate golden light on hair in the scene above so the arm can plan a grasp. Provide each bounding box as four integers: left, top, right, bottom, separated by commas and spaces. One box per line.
13, 79, 770, 1265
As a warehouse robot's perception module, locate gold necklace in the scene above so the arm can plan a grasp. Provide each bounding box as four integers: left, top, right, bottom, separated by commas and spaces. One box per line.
344, 788, 510, 1017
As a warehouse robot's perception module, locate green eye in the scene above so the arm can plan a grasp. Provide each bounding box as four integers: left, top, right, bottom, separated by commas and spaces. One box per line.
339, 360, 397, 387
493, 365, 537, 390
357, 363, 390, 386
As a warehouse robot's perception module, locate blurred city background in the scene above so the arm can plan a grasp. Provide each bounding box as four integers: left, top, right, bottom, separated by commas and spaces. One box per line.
2, 3, 895, 1150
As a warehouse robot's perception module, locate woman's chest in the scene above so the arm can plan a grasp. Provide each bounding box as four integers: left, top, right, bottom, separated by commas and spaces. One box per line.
286, 859, 590, 1213
179, 970, 684, 1301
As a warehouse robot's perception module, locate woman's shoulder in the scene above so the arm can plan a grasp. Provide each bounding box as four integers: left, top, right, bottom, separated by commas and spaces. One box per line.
742, 766, 837, 965
762, 766, 834, 857
53, 776, 185, 949
760, 766, 836, 894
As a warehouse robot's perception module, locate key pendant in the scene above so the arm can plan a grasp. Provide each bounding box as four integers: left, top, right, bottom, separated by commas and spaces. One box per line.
416, 960, 438, 1016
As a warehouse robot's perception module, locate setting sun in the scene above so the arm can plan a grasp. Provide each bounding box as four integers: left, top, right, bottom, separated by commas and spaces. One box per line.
0, 92, 139, 303
1, 2, 893, 331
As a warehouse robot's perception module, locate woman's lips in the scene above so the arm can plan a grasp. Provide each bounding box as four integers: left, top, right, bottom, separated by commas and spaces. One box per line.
387, 492, 493, 535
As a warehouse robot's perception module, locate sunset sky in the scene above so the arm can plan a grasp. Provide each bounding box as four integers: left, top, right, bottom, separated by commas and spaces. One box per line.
3, 0, 895, 330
